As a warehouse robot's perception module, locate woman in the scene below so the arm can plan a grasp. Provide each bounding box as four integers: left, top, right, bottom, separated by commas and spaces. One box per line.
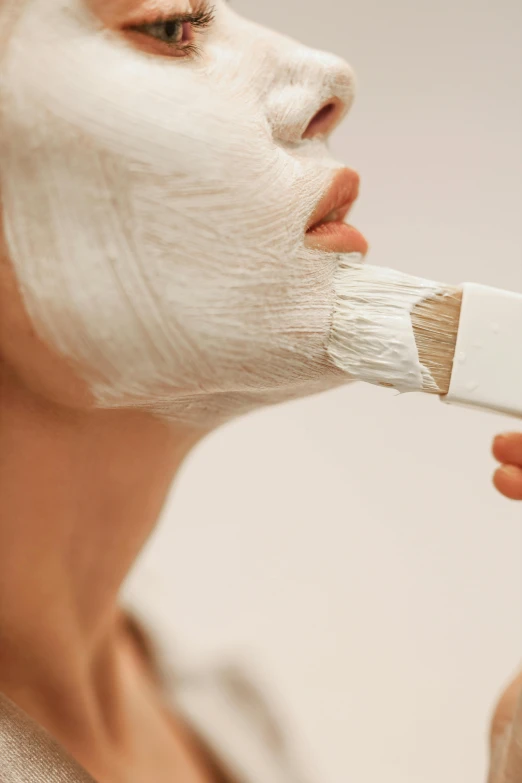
0, 1, 520, 781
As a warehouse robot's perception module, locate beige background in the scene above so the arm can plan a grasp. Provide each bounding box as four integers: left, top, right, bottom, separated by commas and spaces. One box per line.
124, 1, 522, 781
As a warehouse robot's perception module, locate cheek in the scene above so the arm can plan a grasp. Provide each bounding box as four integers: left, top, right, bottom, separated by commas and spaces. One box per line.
1, 21, 342, 418
105, 92, 317, 256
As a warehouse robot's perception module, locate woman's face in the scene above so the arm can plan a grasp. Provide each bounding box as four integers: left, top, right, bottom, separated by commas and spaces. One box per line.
0, 0, 365, 426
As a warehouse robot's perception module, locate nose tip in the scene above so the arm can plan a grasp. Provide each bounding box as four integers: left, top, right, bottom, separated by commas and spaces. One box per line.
263, 36, 356, 145
302, 58, 356, 140
302, 97, 346, 140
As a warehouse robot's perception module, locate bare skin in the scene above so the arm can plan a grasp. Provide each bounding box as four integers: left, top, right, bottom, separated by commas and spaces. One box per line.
0, 238, 221, 782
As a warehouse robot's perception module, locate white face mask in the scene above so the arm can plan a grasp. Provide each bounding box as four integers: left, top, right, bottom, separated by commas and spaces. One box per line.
0, 0, 359, 426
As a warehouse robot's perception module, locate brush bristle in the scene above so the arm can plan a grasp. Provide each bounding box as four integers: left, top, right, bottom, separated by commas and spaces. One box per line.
328, 261, 462, 395
411, 289, 462, 395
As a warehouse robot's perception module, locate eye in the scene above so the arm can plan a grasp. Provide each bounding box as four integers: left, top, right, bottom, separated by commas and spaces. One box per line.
137, 19, 189, 46
124, 7, 216, 58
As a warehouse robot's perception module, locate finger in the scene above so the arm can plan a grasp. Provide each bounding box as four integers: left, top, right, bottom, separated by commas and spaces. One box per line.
489, 726, 510, 783
492, 434, 522, 467
489, 671, 522, 783
497, 686, 522, 783
490, 671, 522, 750
493, 466, 522, 500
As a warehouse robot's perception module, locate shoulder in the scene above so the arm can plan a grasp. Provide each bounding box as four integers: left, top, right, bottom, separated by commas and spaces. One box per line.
123, 606, 316, 783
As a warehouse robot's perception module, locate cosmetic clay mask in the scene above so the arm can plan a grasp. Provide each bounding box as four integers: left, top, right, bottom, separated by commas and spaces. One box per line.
0, 0, 366, 425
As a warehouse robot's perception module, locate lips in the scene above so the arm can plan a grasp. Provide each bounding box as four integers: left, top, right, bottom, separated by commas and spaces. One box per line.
305, 168, 368, 255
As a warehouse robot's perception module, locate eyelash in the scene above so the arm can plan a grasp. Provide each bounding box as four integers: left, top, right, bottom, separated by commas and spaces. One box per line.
126, 6, 216, 58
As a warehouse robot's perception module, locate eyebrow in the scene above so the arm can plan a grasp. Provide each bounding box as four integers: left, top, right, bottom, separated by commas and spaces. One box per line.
101, 0, 198, 21
119, 0, 219, 12
92, 0, 222, 27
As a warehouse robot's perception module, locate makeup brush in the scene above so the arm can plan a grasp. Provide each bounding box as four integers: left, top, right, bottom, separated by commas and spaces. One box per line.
329, 258, 522, 418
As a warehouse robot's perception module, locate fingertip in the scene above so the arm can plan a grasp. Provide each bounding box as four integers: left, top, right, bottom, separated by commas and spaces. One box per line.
492, 433, 522, 465
493, 464, 522, 501
492, 434, 506, 461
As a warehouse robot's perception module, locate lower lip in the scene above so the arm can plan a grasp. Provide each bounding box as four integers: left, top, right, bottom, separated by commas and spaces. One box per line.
305, 222, 368, 255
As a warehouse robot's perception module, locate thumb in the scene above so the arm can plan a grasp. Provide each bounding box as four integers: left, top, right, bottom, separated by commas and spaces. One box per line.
489, 669, 522, 783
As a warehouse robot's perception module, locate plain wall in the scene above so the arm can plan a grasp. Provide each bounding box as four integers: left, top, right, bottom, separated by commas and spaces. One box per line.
124, 1, 522, 781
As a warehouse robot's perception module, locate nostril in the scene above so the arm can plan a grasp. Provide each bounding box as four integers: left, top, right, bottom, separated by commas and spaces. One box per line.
302, 101, 340, 140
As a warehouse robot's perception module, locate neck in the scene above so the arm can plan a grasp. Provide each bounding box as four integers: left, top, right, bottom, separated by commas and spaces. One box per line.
0, 367, 202, 747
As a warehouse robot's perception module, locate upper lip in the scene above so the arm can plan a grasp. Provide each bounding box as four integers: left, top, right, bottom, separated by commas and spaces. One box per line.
306, 168, 360, 233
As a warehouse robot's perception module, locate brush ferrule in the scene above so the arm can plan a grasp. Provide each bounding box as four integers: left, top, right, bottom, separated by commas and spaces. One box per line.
442, 283, 522, 419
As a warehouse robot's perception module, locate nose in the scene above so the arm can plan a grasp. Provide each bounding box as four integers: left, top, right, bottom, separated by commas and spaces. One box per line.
302, 97, 348, 140
264, 44, 356, 144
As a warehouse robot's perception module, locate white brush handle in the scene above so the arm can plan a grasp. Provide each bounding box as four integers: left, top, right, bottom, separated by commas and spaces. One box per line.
441, 283, 522, 418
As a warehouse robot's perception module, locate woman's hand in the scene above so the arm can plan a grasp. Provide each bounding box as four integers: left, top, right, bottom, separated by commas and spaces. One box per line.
487, 432, 522, 783
488, 671, 522, 783
492, 433, 522, 500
